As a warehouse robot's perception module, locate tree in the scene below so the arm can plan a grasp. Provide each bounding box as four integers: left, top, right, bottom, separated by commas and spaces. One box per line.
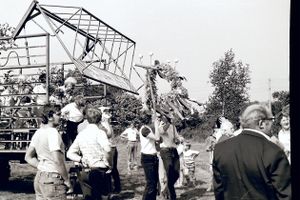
0, 23, 16, 50
205, 49, 251, 125
113, 93, 143, 134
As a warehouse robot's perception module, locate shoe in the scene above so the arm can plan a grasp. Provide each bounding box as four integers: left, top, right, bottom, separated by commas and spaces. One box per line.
112, 188, 121, 194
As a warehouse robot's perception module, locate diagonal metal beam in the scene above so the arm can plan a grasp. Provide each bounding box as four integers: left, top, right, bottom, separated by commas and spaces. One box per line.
12, 0, 38, 39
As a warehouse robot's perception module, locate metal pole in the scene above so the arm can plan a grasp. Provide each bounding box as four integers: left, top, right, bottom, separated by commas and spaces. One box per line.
268, 78, 272, 111
45, 34, 50, 104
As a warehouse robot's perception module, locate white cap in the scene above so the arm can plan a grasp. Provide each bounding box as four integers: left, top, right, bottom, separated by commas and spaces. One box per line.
65, 77, 77, 84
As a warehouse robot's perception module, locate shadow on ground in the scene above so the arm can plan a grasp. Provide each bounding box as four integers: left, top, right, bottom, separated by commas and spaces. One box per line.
0, 175, 35, 194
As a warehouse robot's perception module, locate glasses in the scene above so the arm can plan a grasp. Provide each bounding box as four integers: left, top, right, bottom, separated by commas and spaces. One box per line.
262, 117, 275, 122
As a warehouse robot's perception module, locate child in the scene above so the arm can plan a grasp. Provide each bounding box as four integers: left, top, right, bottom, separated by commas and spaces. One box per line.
182, 141, 199, 187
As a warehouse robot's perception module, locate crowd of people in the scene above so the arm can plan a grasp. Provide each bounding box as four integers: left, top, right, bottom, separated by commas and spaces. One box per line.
2, 72, 287, 199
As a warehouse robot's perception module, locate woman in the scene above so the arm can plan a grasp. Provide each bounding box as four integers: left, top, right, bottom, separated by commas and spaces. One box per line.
139, 112, 160, 200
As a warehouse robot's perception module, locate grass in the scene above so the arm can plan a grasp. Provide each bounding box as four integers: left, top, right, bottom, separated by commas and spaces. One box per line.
1, 142, 214, 200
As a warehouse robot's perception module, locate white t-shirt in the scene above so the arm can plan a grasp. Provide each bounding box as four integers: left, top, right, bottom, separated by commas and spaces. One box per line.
278, 129, 290, 162
61, 102, 83, 122
33, 84, 47, 105
139, 125, 157, 155
30, 127, 65, 173
121, 127, 138, 142
183, 149, 199, 169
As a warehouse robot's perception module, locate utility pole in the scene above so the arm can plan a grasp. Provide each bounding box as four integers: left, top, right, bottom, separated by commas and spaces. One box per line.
268, 78, 272, 111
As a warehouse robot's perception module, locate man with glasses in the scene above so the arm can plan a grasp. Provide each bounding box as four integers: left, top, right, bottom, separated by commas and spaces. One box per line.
213, 103, 291, 200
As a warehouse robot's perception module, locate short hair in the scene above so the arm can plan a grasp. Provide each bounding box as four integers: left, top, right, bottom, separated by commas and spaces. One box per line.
39, 73, 46, 82
74, 95, 85, 108
40, 104, 57, 124
240, 104, 272, 129
85, 107, 102, 124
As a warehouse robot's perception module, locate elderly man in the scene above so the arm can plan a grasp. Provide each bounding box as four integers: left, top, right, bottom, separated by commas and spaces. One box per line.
213, 103, 291, 200
67, 107, 112, 200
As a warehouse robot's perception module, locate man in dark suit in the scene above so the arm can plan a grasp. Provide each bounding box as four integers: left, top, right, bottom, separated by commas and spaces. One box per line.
213, 103, 291, 200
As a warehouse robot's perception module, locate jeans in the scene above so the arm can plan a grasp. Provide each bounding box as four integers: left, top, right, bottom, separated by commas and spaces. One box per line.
34, 171, 67, 200
160, 148, 180, 200
111, 146, 121, 192
77, 168, 112, 200
141, 153, 159, 200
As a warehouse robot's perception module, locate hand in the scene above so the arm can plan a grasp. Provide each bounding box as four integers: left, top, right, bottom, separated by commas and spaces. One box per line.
64, 180, 73, 194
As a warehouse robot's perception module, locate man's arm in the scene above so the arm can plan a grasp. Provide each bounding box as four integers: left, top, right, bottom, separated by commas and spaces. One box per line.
270, 150, 291, 200
51, 150, 73, 193
101, 120, 113, 139
120, 129, 128, 139
212, 148, 225, 200
66, 138, 81, 163
25, 146, 39, 168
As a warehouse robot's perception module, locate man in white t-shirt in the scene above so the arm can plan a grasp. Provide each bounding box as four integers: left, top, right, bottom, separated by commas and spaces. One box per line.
120, 123, 139, 173
25, 105, 72, 199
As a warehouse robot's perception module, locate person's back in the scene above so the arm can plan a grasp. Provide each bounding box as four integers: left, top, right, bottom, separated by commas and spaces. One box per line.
213, 104, 291, 200
74, 124, 110, 168
214, 132, 290, 200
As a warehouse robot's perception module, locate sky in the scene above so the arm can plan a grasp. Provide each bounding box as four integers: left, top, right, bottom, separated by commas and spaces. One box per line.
0, 0, 290, 103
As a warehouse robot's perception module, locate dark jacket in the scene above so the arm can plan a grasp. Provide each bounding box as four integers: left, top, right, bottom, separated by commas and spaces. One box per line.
213, 129, 291, 200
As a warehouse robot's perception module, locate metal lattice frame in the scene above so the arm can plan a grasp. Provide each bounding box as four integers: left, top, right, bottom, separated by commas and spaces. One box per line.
12, 0, 137, 94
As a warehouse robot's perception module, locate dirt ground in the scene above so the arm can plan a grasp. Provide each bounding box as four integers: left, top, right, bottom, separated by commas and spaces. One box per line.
0, 143, 214, 200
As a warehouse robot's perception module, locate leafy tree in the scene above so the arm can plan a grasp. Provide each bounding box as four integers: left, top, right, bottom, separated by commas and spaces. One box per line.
113, 93, 143, 134
205, 49, 251, 126
0, 23, 16, 50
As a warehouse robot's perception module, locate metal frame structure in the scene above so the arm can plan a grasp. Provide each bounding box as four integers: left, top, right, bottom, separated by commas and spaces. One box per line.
12, 0, 137, 94
0, 0, 138, 156
0, 33, 50, 154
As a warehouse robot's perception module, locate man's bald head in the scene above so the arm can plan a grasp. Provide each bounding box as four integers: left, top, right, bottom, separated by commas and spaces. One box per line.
240, 104, 273, 130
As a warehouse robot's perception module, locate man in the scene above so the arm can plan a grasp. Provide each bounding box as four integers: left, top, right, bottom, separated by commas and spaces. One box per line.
25, 104, 73, 200
99, 106, 121, 194
213, 103, 291, 200
139, 112, 160, 200
120, 123, 139, 174
157, 109, 184, 200
67, 107, 112, 200
61, 95, 85, 147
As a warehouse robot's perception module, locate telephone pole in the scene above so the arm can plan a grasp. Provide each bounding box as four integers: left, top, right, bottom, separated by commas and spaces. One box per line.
268, 78, 272, 111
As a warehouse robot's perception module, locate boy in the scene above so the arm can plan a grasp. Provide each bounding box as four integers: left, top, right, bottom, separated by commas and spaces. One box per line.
182, 141, 199, 187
